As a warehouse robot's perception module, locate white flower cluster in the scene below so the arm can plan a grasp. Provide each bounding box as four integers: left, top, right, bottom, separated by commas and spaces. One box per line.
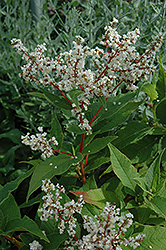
11, 18, 163, 133
29, 240, 43, 250
67, 202, 145, 250
38, 180, 145, 249
38, 179, 84, 237
21, 126, 58, 159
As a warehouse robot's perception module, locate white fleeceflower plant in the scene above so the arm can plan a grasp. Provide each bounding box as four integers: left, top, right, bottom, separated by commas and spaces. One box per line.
21, 126, 58, 159
11, 18, 163, 133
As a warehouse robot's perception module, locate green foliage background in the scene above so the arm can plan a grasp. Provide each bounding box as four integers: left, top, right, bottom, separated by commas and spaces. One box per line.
0, 0, 166, 249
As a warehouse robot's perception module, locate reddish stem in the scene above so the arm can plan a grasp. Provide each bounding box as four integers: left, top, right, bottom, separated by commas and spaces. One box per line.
79, 133, 85, 153
50, 82, 73, 106
53, 149, 75, 157
3, 236, 21, 249
89, 105, 103, 126
94, 49, 119, 84
84, 154, 89, 168
80, 160, 86, 184
78, 84, 85, 91
89, 81, 123, 126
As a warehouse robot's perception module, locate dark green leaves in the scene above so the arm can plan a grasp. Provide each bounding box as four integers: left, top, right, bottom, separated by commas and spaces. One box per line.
82, 136, 117, 155
27, 153, 83, 200
93, 92, 142, 133
156, 63, 166, 100
50, 112, 63, 148
155, 97, 166, 126
108, 143, 139, 195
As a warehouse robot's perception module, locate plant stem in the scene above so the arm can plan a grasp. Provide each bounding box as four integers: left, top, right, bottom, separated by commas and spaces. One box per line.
53, 149, 75, 157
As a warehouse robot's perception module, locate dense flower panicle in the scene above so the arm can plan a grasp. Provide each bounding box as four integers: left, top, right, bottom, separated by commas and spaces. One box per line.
29, 240, 43, 250
38, 180, 145, 250
67, 202, 146, 250
38, 179, 84, 236
21, 126, 58, 159
11, 18, 163, 133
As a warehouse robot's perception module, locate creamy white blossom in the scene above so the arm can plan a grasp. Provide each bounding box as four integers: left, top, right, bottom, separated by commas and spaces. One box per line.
67, 202, 145, 250
29, 240, 43, 250
38, 179, 84, 236
21, 127, 58, 159
11, 18, 163, 134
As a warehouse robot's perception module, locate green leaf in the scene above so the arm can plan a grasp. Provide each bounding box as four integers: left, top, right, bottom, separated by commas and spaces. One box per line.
156, 62, 166, 100
27, 153, 83, 201
0, 193, 21, 225
97, 95, 107, 108
0, 210, 5, 230
67, 124, 85, 134
0, 129, 21, 144
131, 206, 153, 224
120, 135, 160, 164
100, 92, 135, 120
94, 101, 142, 133
3, 216, 49, 242
42, 232, 68, 250
0, 167, 35, 203
19, 193, 41, 208
99, 164, 113, 178
145, 153, 162, 190
113, 121, 152, 149
78, 175, 97, 192
140, 225, 166, 249
108, 143, 139, 195
133, 177, 151, 195
70, 188, 118, 209
84, 131, 100, 147
81, 203, 102, 219
50, 112, 63, 149
85, 156, 110, 172
155, 97, 166, 126
141, 83, 158, 101
41, 88, 72, 110
145, 195, 166, 219
82, 136, 117, 155
68, 89, 84, 107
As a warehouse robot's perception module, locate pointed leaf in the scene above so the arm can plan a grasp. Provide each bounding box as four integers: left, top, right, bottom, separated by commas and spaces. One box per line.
120, 135, 160, 164
50, 112, 63, 148
0, 167, 35, 203
67, 124, 85, 134
145, 153, 162, 190
0, 193, 21, 223
108, 143, 139, 195
40, 232, 68, 250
